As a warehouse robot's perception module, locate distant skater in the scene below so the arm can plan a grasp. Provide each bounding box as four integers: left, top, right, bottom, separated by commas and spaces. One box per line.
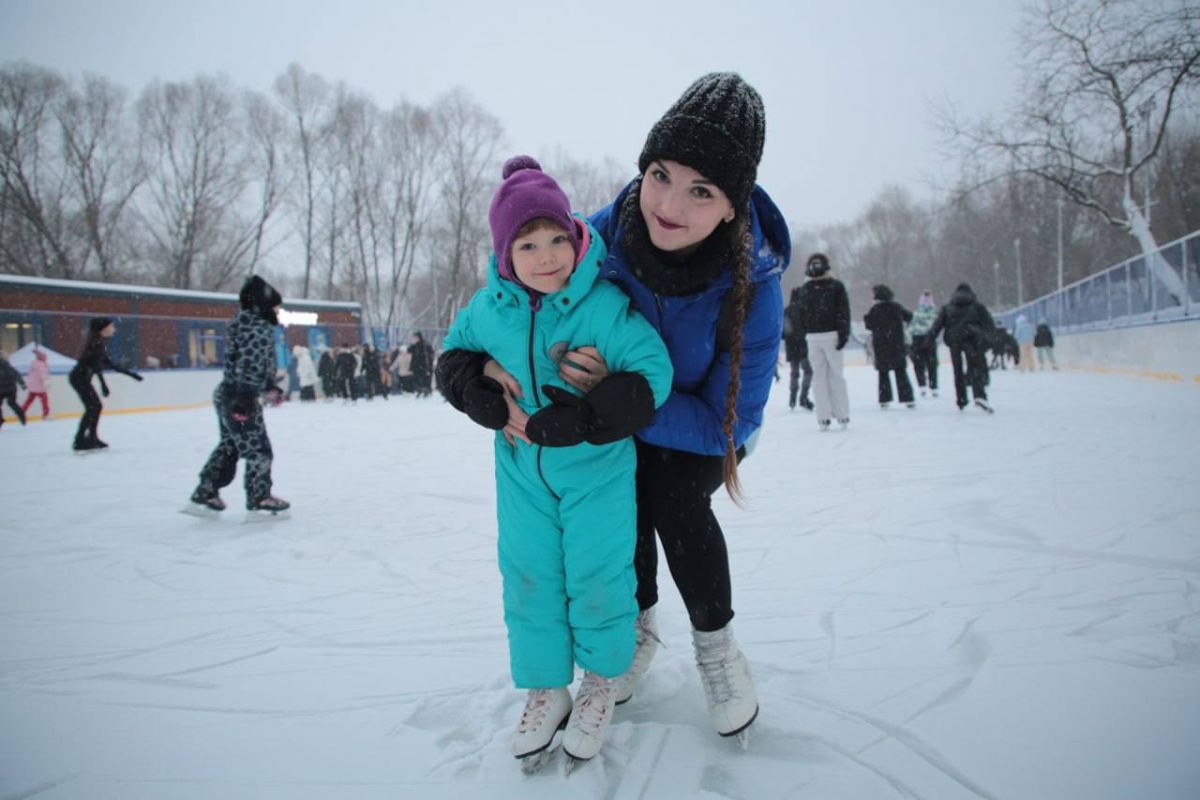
69, 318, 142, 451
792, 252, 850, 430
20, 348, 51, 419
863, 284, 915, 408
927, 283, 995, 413
187, 276, 290, 517
0, 349, 27, 429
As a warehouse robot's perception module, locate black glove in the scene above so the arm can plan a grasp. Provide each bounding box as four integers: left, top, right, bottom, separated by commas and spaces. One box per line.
836, 332, 848, 350
527, 374, 656, 447
132, 373, 144, 382
101, 385, 110, 398
461, 375, 509, 430
526, 385, 591, 447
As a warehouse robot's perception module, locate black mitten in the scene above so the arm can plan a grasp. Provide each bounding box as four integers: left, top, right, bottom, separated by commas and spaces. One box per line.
462, 375, 509, 430
526, 385, 591, 447
836, 332, 848, 350
578, 373, 655, 444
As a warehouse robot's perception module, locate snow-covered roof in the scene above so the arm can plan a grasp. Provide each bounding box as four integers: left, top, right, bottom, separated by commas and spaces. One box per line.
0, 273, 361, 311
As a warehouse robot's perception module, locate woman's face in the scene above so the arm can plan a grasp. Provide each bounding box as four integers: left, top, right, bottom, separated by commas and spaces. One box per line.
101, 324, 115, 337
639, 160, 735, 254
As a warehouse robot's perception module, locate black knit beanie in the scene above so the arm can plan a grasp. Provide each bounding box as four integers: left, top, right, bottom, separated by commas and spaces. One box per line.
638, 72, 766, 214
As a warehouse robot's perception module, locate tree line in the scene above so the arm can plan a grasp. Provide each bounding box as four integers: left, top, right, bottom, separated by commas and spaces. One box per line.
0, 62, 627, 330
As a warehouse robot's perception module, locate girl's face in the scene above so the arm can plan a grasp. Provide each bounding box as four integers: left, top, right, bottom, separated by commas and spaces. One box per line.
639, 160, 735, 255
510, 222, 576, 295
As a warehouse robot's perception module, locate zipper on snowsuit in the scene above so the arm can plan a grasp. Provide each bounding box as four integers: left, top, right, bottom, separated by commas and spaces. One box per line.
525, 305, 560, 501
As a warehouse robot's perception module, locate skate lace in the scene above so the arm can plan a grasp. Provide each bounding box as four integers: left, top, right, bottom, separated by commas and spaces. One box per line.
573, 674, 614, 734
633, 612, 663, 660
696, 639, 739, 705
516, 689, 556, 733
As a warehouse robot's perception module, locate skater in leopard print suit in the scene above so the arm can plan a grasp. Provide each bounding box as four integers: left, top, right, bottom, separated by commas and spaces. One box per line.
188, 276, 290, 515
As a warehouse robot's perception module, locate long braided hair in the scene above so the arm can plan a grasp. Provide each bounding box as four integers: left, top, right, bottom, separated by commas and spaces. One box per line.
720, 214, 755, 505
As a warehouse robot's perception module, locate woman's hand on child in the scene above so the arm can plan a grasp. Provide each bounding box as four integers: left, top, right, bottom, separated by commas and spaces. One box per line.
558, 346, 609, 392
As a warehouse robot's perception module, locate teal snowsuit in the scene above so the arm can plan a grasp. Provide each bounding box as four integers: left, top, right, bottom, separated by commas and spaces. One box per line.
442, 218, 674, 688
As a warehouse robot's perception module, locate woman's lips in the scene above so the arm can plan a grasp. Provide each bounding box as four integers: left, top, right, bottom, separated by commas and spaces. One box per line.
654, 214, 684, 231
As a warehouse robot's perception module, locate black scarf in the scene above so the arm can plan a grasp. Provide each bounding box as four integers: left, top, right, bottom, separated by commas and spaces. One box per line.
617, 178, 733, 297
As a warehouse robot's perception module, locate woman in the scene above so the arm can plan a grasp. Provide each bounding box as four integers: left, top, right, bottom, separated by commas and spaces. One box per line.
484, 73, 789, 740
69, 318, 142, 451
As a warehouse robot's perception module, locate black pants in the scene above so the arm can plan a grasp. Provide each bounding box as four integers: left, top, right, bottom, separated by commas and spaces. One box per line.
909, 338, 938, 389
634, 439, 742, 632
877, 367, 914, 404
0, 390, 25, 427
788, 358, 812, 408
949, 346, 988, 407
69, 370, 102, 444
198, 385, 274, 505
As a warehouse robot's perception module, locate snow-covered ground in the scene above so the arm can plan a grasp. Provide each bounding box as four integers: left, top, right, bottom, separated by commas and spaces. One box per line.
2, 366, 1198, 800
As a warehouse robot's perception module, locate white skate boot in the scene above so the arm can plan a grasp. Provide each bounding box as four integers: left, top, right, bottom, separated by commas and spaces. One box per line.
512, 686, 572, 762
693, 625, 759, 745
615, 605, 660, 705
561, 671, 617, 770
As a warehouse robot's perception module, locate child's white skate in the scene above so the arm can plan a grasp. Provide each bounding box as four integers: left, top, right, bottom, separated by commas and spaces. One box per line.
512, 686, 571, 774
562, 671, 617, 773
615, 605, 660, 705
693, 625, 759, 748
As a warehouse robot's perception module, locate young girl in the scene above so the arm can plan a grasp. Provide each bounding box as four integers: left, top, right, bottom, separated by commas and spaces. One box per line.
436, 156, 673, 766
21, 349, 51, 419
908, 290, 940, 396
187, 276, 290, 515
69, 318, 142, 451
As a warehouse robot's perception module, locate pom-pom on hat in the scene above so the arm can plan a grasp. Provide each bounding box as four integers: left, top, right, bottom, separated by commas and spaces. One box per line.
638, 72, 766, 215
488, 155, 578, 284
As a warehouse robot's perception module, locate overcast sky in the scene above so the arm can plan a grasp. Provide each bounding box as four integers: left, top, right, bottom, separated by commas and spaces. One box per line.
0, 0, 1025, 228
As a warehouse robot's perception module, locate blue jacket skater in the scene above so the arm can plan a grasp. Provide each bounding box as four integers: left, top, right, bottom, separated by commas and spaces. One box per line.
589, 182, 791, 456
441, 218, 674, 688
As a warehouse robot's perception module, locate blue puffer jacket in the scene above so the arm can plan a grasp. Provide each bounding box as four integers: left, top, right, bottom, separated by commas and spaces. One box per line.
589, 182, 791, 455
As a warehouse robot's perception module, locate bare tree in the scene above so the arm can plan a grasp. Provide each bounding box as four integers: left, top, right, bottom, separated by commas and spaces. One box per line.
273, 64, 331, 298
0, 62, 76, 277
238, 88, 288, 277
432, 87, 503, 327
942, 0, 1200, 302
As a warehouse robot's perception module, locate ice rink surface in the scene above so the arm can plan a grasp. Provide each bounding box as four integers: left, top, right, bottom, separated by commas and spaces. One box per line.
2, 366, 1198, 799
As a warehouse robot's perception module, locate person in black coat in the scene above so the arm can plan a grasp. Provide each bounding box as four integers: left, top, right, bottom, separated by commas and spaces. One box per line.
926, 283, 995, 412
409, 332, 434, 397
334, 346, 358, 402
1034, 320, 1058, 370
0, 350, 27, 429
317, 347, 337, 399
791, 253, 851, 428
781, 287, 813, 410
863, 284, 915, 408
360, 343, 387, 400
69, 318, 143, 451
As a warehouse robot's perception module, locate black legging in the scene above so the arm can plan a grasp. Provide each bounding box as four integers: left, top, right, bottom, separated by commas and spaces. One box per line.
634, 439, 744, 632
69, 369, 103, 445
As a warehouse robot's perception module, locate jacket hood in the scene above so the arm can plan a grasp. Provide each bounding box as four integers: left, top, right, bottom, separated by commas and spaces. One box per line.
951, 284, 977, 305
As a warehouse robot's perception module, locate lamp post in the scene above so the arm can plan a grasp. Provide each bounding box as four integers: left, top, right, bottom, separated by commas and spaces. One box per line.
1014, 237, 1023, 307
1056, 198, 1065, 327
993, 261, 1001, 308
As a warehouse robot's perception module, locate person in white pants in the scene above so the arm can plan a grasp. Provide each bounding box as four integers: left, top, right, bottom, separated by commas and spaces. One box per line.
791, 253, 851, 430
807, 331, 849, 427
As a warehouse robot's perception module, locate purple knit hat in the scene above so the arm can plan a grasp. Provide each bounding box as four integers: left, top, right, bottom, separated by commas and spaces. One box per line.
488, 155, 578, 283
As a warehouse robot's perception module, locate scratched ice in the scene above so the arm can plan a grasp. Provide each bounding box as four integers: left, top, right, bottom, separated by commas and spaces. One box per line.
1, 366, 1197, 799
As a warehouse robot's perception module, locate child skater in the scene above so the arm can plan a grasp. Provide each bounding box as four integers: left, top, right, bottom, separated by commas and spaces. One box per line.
436, 156, 673, 769
186, 276, 290, 517
69, 318, 142, 451
21, 348, 51, 419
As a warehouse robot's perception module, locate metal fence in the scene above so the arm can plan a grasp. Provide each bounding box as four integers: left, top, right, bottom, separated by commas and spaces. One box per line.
997, 229, 1200, 331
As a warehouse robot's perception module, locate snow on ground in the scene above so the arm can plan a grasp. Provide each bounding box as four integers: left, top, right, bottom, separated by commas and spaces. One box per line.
1, 366, 1198, 800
